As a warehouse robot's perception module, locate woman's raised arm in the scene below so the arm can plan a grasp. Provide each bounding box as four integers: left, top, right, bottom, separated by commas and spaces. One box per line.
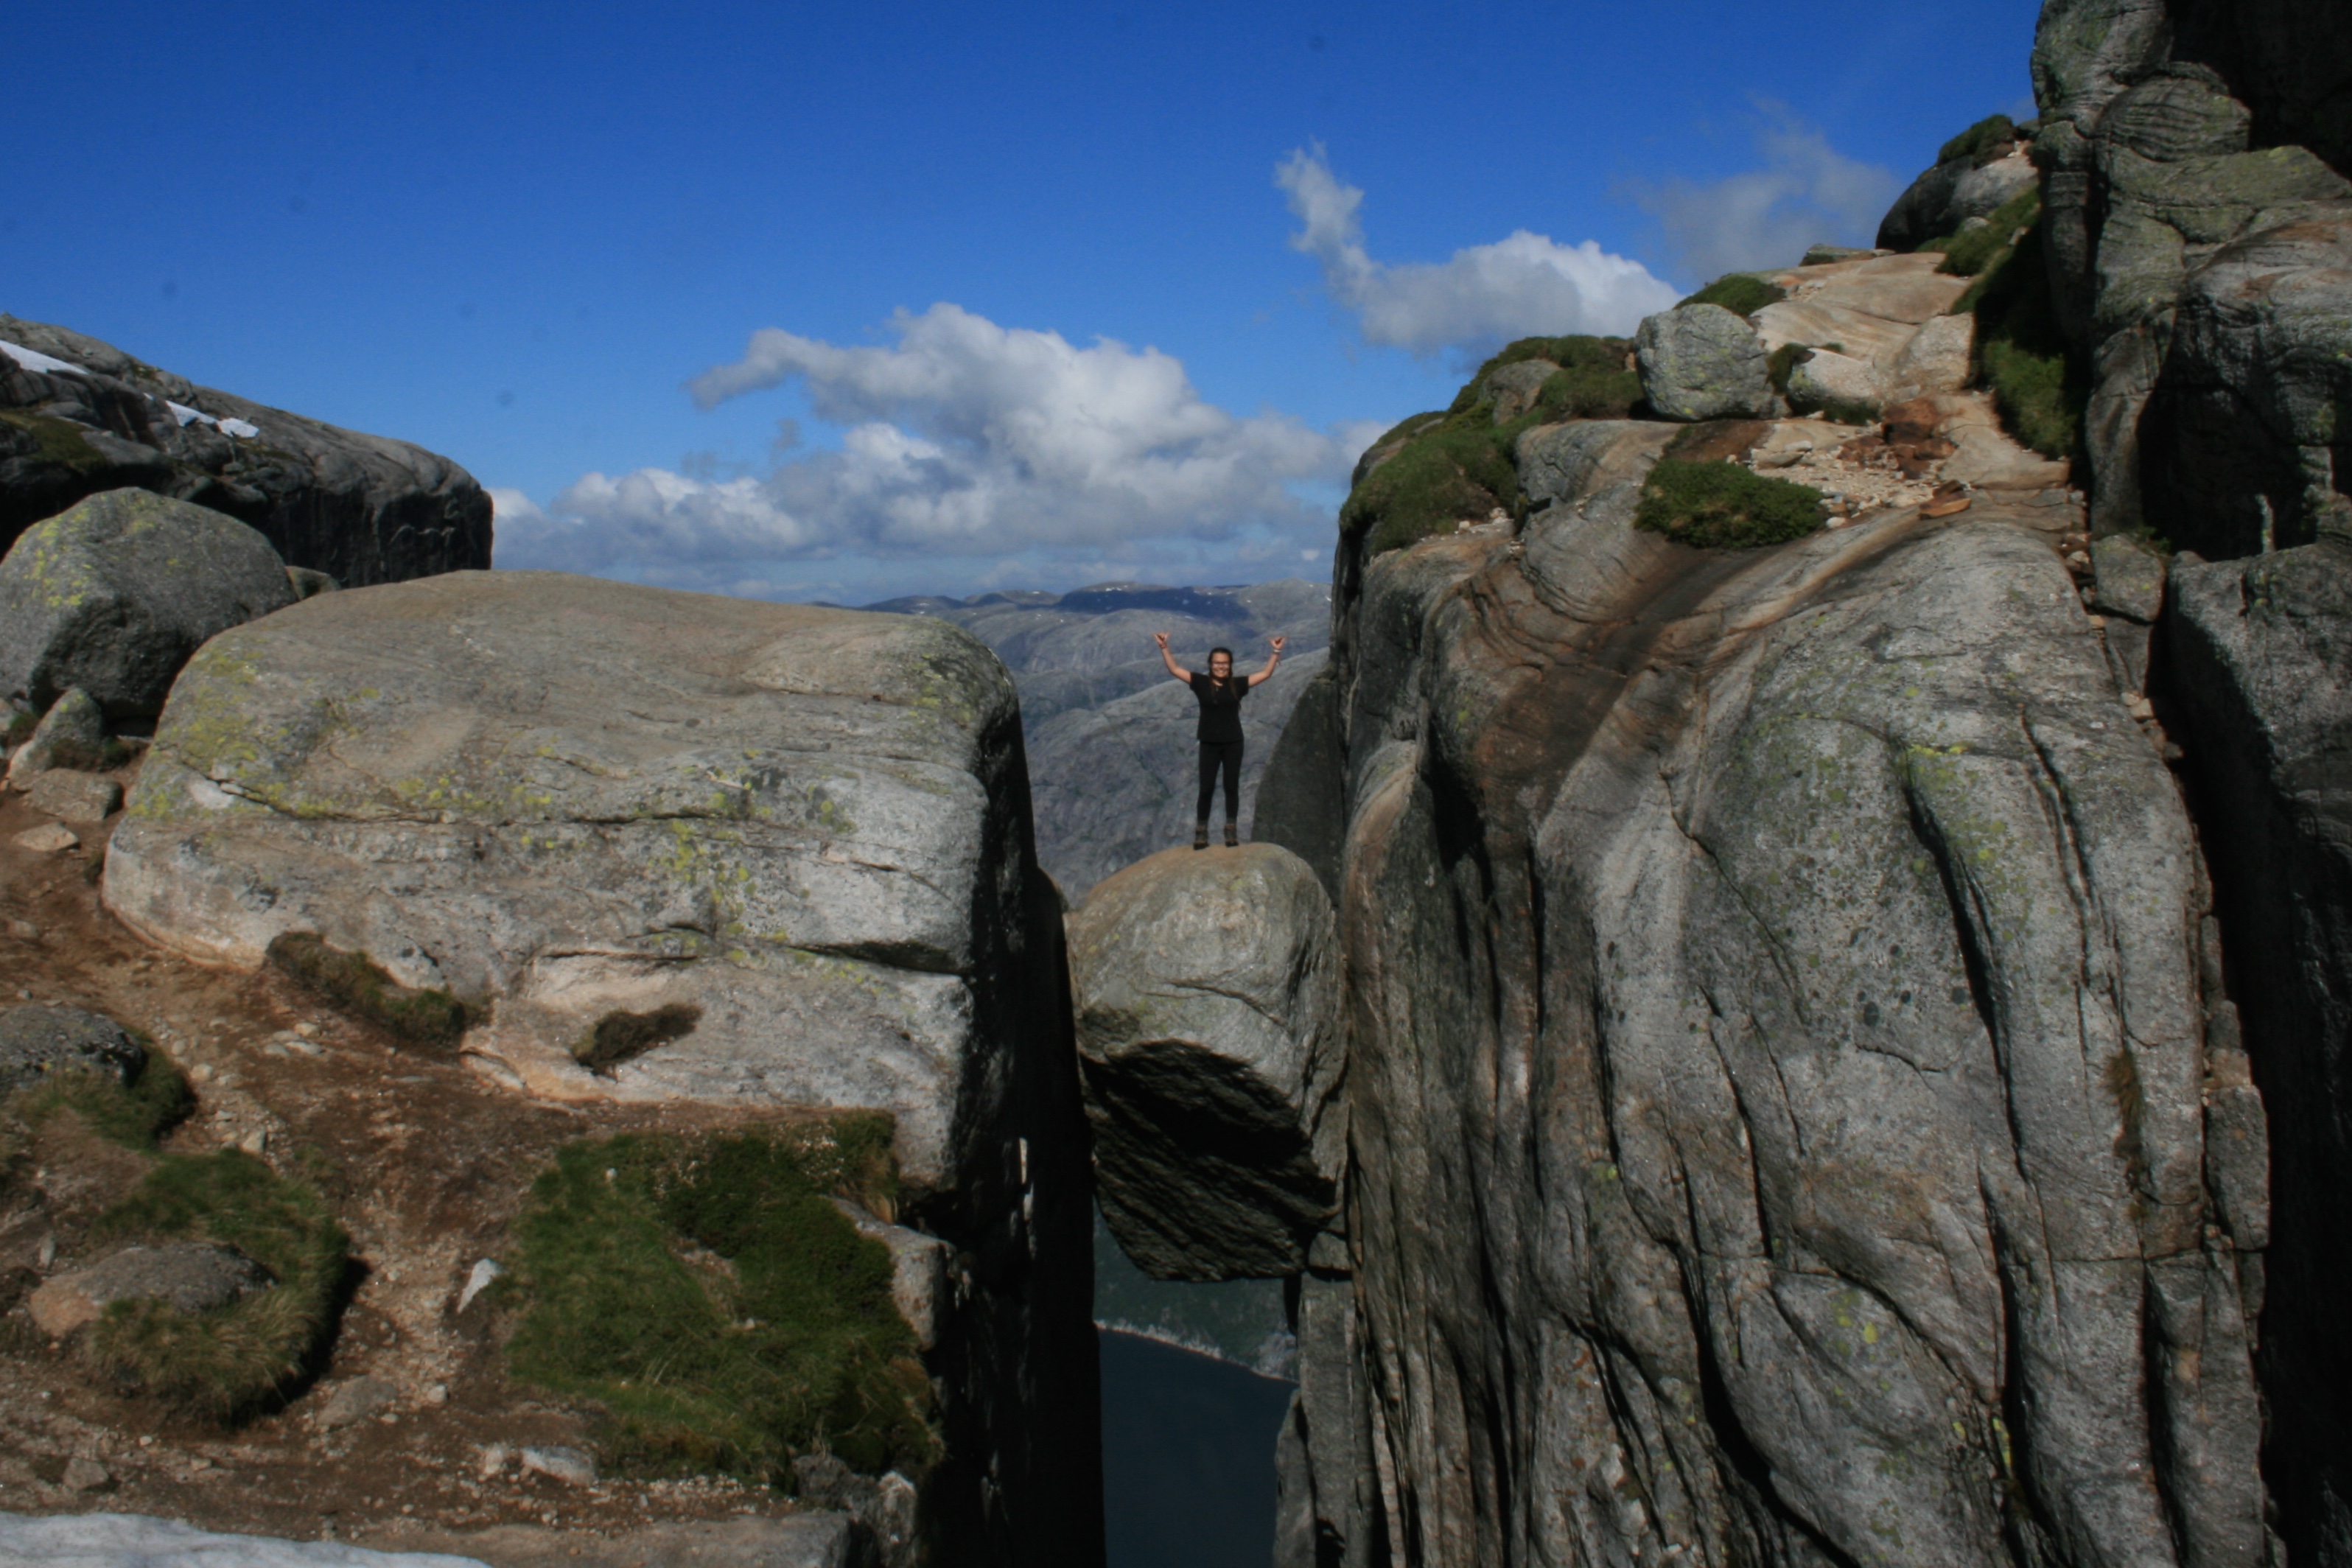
1154, 631, 1191, 682
1247, 634, 1286, 687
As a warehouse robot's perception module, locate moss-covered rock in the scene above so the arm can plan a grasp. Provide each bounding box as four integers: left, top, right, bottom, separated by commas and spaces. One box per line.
1634, 458, 1827, 548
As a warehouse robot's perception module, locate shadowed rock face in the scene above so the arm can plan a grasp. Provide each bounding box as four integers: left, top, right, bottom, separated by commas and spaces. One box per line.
2166, 543, 2352, 1567
98, 569, 1099, 1568
1259, 453, 2267, 1564
0, 315, 490, 586
1066, 844, 1342, 1281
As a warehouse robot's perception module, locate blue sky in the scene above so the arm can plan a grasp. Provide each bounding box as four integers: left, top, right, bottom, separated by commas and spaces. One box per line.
5, 1, 2038, 603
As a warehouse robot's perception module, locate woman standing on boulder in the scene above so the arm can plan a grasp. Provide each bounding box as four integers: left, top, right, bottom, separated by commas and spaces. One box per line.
1155, 631, 1283, 850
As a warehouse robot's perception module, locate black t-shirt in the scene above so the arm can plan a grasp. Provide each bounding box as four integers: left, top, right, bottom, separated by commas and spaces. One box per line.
1189, 671, 1251, 744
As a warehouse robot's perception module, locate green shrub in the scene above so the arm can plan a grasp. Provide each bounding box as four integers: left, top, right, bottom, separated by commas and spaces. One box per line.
1931, 186, 2043, 277
1452, 335, 1634, 414
87, 1150, 349, 1419
502, 1119, 931, 1483
1345, 412, 1525, 555
1939, 113, 2018, 166
1675, 274, 1788, 318
1635, 460, 1827, 549
265, 932, 473, 1047
1959, 216, 2086, 461
1532, 362, 1645, 422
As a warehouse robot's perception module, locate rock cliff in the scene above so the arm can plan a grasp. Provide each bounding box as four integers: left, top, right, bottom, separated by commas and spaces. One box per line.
1, 315, 491, 586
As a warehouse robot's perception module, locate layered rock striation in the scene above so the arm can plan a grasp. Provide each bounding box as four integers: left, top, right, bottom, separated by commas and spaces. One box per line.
1, 315, 490, 585
99, 570, 1099, 1566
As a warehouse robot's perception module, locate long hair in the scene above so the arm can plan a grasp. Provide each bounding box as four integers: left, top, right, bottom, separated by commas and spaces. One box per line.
1208, 646, 1236, 687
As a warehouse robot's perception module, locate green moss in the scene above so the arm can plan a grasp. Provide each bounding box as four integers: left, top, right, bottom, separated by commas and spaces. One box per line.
1959, 214, 2087, 461
573, 1004, 703, 1076
1635, 460, 1827, 549
87, 1150, 349, 1419
1452, 335, 1636, 413
1929, 186, 2043, 277
264, 932, 474, 1048
1345, 410, 1525, 555
501, 1120, 931, 1483
1676, 274, 1788, 318
1939, 113, 2018, 167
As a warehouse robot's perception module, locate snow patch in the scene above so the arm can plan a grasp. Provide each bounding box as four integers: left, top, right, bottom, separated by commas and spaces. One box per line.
0, 338, 85, 377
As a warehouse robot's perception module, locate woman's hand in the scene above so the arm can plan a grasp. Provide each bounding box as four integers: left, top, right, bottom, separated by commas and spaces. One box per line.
1250, 636, 1286, 687
1156, 631, 1187, 681
1154, 631, 1170, 649
1270, 635, 1286, 654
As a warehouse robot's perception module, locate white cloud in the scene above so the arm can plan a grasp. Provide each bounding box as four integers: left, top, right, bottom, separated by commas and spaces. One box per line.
1628, 105, 1900, 283
497, 303, 1373, 583
1276, 146, 1679, 355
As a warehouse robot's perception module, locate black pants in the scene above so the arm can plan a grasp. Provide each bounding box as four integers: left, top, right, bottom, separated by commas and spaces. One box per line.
1196, 740, 1243, 823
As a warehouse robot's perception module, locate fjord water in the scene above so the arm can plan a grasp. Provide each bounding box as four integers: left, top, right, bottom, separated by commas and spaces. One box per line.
1099, 1329, 1297, 1568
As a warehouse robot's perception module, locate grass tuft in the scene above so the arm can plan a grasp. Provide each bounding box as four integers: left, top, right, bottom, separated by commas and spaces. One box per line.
1675, 274, 1788, 318
265, 932, 473, 1048
1635, 460, 1827, 549
87, 1150, 349, 1420
8, 1049, 189, 1152
502, 1119, 931, 1483
573, 1004, 703, 1076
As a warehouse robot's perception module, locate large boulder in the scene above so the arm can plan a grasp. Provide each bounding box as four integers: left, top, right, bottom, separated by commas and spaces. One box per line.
1065, 844, 1341, 1281
1, 315, 490, 586
98, 568, 1100, 1566
2166, 541, 2352, 1568
0, 488, 296, 718
1877, 125, 2039, 251
1634, 304, 1775, 421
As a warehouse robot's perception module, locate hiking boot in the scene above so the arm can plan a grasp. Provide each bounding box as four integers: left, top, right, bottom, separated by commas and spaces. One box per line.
1193, 822, 1209, 850
1223, 822, 1239, 848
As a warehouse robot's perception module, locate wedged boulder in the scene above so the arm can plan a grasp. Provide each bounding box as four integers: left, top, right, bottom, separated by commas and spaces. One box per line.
1, 316, 491, 587
0, 488, 295, 718
1634, 304, 1774, 421
5, 687, 103, 788
96, 568, 1101, 1565
0, 1004, 145, 1093
2166, 540, 2352, 1567
1066, 843, 1341, 1281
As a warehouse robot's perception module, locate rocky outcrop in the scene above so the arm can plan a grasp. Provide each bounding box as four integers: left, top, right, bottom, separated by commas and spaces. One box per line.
0, 1004, 145, 1093
1255, 391, 2264, 1564
0, 488, 296, 718
1065, 844, 1341, 1281
1, 315, 491, 586
2165, 542, 2352, 1567
98, 569, 1099, 1567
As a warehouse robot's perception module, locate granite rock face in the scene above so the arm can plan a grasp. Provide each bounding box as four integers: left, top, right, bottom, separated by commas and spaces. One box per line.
1, 315, 490, 586
1256, 438, 2266, 1565
1066, 844, 1341, 1281
1634, 304, 1775, 421
2166, 541, 2352, 1568
98, 569, 1099, 1567
1877, 127, 2039, 252
2030, 4, 2352, 539
0, 488, 296, 718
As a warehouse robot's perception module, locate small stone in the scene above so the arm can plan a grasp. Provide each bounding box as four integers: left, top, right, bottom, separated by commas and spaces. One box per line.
455, 1256, 503, 1314
11, 823, 80, 853
27, 1243, 271, 1337
26, 769, 122, 825
519, 1444, 598, 1485
477, 1442, 512, 1478
61, 1456, 111, 1492
294, 1021, 321, 1038
318, 1375, 400, 1429
4, 689, 103, 790
6, 918, 41, 940
238, 1128, 269, 1155
424, 1382, 449, 1405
